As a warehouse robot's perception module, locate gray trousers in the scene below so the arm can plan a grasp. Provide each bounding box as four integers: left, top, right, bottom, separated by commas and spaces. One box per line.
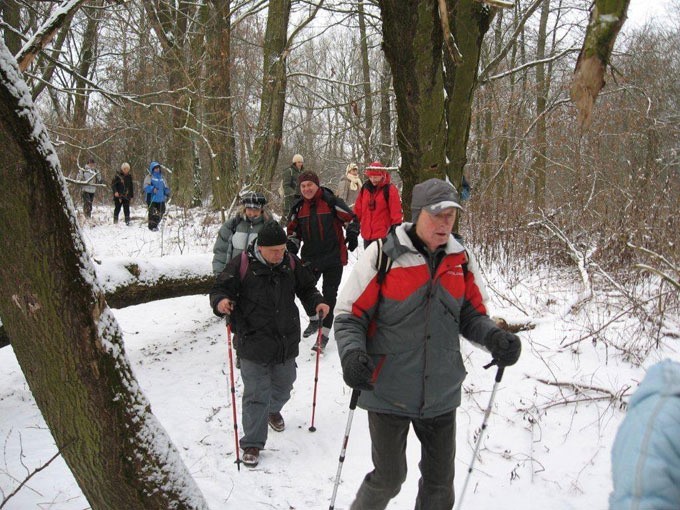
239, 357, 296, 450
350, 410, 457, 510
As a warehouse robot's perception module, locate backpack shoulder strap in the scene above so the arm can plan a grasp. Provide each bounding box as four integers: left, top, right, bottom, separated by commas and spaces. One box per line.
239, 250, 249, 281
382, 182, 391, 203
375, 238, 393, 285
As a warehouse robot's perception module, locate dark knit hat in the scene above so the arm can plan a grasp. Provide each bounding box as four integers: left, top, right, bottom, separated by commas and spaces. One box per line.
298, 171, 320, 186
241, 191, 267, 209
411, 178, 463, 222
258, 220, 288, 246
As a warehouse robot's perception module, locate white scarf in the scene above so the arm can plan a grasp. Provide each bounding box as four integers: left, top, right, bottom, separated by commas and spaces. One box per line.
347, 172, 362, 191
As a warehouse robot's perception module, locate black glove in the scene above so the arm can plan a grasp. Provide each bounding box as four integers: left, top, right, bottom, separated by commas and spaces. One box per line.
484, 329, 521, 367
341, 350, 375, 391
345, 221, 360, 252
286, 236, 300, 255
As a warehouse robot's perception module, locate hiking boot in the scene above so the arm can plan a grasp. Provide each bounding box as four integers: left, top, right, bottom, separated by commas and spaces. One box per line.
302, 321, 318, 338
268, 412, 285, 432
311, 335, 329, 353
242, 447, 259, 467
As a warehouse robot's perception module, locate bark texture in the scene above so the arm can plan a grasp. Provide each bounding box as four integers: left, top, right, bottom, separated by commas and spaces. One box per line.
0, 43, 208, 510
571, 0, 631, 128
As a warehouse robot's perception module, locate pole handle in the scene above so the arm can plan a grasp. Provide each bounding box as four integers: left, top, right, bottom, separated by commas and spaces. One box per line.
483, 359, 505, 383
349, 389, 360, 410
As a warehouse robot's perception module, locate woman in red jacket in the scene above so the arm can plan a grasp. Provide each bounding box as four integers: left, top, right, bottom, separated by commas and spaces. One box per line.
353, 161, 403, 248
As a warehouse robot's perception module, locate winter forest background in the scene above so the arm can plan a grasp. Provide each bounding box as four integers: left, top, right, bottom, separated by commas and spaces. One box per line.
0, 0, 679, 509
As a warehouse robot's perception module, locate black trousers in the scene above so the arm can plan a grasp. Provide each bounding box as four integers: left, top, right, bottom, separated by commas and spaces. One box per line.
350, 410, 457, 510
113, 198, 130, 224
310, 264, 343, 330
82, 192, 94, 218
148, 202, 166, 230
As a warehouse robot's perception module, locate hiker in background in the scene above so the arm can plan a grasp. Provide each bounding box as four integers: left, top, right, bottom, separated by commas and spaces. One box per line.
281, 153, 304, 223
336, 163, 362, 208
210, 220, 329, 468
353, 161, 403, 248
112, 162, 134, 225
76, 157, 102, 218
334, 178, 521, 510
609, 359, 680, 510
287, 170, 359, 352
461, 174, 471, 201
143, 161, 171, 231
212, 192, 271, 274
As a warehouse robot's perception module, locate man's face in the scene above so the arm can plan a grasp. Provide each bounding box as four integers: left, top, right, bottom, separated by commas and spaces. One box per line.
122, 167, 130, 175
245, 207, 262, 219
259, 244, 287, 265
300, 180, 319, 199
294, 161, 303, 170
415, 207, 458, 251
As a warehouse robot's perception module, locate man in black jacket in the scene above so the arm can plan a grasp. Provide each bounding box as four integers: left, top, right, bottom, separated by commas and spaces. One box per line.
210, 220, 329, 468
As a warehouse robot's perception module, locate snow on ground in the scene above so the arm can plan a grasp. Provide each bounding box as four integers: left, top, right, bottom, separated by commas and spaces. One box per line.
0, 203, 677, 509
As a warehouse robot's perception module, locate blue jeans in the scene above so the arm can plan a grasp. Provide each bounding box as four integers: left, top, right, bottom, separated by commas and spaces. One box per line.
350, 410, 457, 510
239, 357, 296, 450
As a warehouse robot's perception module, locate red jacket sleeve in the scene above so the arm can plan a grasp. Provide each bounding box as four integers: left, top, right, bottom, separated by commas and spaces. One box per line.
388, 185, 404, 226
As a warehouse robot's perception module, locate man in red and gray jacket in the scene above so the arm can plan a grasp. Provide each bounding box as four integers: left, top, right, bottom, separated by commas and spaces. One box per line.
287, 170, 359, 352
334, 178, 521, 510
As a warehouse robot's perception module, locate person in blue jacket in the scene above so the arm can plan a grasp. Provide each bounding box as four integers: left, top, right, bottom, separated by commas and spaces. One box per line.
609, 359, 680, 510
143, 161, 171, 231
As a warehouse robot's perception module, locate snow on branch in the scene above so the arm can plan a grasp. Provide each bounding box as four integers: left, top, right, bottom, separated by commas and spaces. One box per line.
16, 0, 88, 72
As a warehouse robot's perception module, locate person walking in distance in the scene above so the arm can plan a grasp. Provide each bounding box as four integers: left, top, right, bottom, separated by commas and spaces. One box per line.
112, 162, 134, 225
280, 154, 304, 222
210, 220, 329, 467
143, 161, 171, 231
353, 161, 403, 248
334, 178, 521, 510
286, 171, 359, 352
76, 157, 102, 218
336, 163, 362, 208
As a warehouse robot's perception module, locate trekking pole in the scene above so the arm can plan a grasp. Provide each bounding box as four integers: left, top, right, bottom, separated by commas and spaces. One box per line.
455, 362, 504, 510
329, 389, 361, 510
226, 323, 242, 471
308, 316, 325, 432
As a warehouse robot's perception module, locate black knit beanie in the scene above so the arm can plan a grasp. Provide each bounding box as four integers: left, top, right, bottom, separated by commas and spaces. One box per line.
258, 220, 288, 246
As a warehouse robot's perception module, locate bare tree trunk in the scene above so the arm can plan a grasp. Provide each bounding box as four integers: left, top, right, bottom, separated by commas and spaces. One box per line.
252, 0, 292, 187
530, 0, 550, 210
442, 0, 494, 190
358, 0, 373, 161
0, 42, 208, 510
378, 59, 393, 164
143, 0, 195, 207
206, 0, 238, 210
571, 0, 631, 128
2, 0, 22, 55
379, 0, 447, 216
73, 0, 103, 130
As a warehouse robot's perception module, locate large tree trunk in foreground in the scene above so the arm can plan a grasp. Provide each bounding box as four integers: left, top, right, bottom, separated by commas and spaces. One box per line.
0, 42, 208, 510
